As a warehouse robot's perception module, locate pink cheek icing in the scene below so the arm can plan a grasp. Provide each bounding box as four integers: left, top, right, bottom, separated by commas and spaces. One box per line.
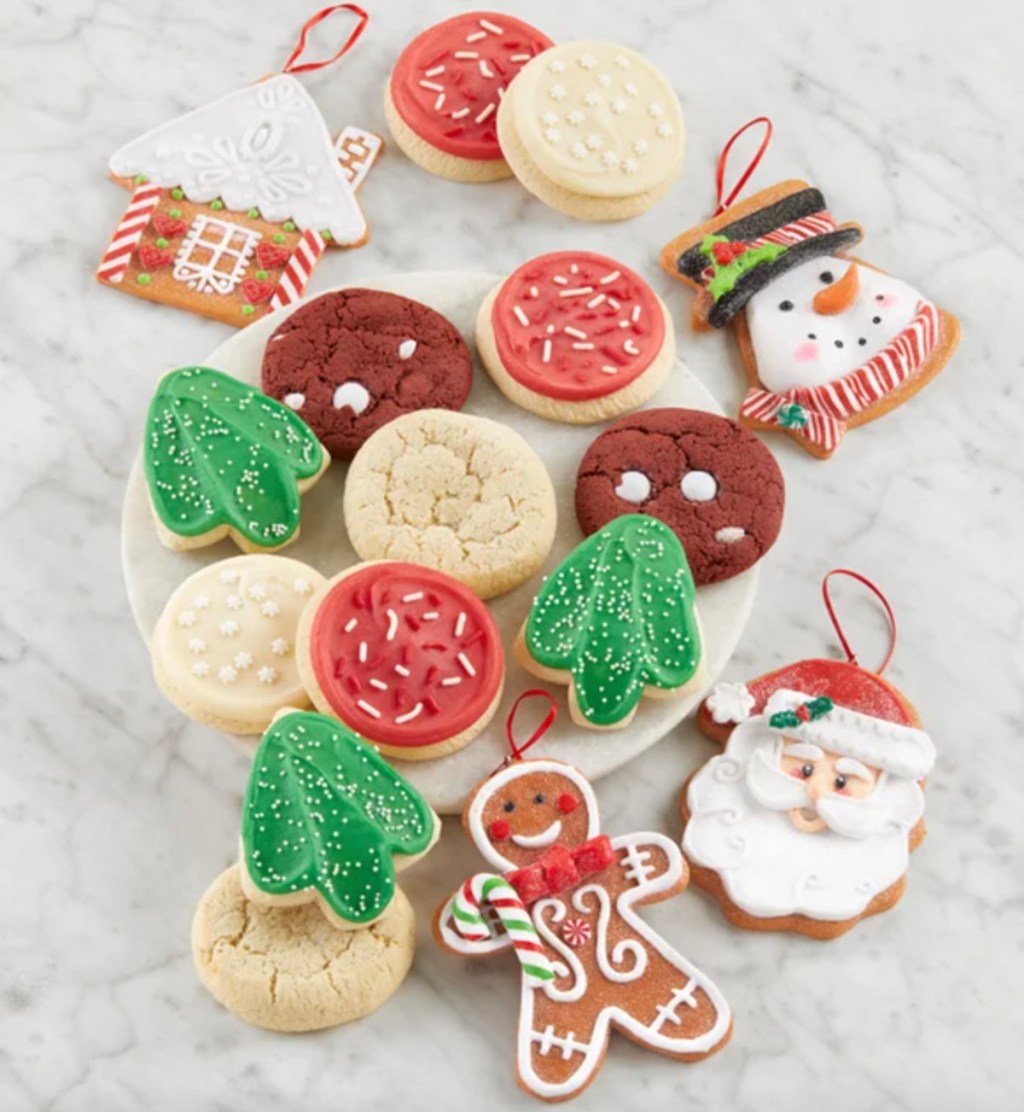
794, 341, 819, 362
875, 293, 900, 308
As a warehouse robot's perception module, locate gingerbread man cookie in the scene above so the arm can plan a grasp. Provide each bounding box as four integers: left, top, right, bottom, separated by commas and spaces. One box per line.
435, 757, 732, 1101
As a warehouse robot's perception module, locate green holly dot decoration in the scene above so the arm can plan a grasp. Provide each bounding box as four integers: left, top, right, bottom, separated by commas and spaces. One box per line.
241, 710, 438, 925
247, 207, 260, 219
241, 304, 255, 316
210, 199, 224, 211
321, 230, 333, 242
143, 366, 326, 549
137, 273, 152, 286
155, 237, 169, 249
283, 221, 296, 232
526, 515, 702, 727
134, 173, 148, 185
273, 233, 286, 244
777, 402, 810, 429
170, 188, 184, 200
255, 269, 268, 281
169, 208, 182, 220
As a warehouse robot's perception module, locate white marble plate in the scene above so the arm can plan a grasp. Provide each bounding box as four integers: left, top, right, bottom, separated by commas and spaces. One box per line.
121, 272, 757, 812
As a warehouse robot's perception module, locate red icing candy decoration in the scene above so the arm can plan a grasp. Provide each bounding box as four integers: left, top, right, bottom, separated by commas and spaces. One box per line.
151, 213, 187, 238
256, 243, 291, 269
308, 563, 504, 749
556, 792, 579, 814
489, 820, 511, 840
491, 252, 667, 401
137, 245, 174, 270
390, 12, 552, 161
241, 279, 275, 304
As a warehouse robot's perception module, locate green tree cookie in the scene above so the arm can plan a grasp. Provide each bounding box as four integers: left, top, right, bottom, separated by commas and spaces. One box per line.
525, 514, 702, 727
241, 710, 438, 925
144, 365, 326, 549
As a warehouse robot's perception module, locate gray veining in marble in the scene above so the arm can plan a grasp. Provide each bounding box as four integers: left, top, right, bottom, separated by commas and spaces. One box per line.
1, 0, 1022, 1109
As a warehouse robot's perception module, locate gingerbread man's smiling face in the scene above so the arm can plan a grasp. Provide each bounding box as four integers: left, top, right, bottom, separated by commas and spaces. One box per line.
466, 760, 599, 871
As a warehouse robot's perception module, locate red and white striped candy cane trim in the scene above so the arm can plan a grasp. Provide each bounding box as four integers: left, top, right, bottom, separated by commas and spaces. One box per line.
96, 184, 163, 284
269, 229, 326, 311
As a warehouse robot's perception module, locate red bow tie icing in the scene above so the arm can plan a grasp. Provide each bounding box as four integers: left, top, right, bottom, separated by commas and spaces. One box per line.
505, 836, 616, 905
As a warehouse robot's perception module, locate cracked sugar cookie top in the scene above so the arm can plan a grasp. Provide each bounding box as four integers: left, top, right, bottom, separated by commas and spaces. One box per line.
343, 409, 556, 599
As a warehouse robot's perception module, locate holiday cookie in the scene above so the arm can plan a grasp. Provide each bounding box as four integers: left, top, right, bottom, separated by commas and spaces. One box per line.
344, 409, 557, 599
514, 515, 705, 729
682, 661, 936, 938
144, 366, 329, 553
193, 864, 415, 1032
497, 41, 686, 221
99, 73, 381, 326
660, 179, 960, 457
260, 287, 473, 459
238, 710, 440, 929
435, 757, 732, 1101
296, 562, 505, 760
575, 408, 784, 586
385, 11, 553, 182
476, 251, 675, 423
150, 555, 325, 735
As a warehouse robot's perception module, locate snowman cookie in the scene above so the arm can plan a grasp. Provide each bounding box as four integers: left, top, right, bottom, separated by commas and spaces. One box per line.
296, 562, 505, 760
660, 179, 960, 458
150, 555, 325, 734
261, 288, 473, 459
476, 251, 675, 423
575, 408, 785, 585
435, 757, 732, 1101
497, 41, 686, 221
385, 11, 553, 182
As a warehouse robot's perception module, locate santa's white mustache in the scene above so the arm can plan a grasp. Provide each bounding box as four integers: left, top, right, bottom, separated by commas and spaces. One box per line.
743, 748, 891, 839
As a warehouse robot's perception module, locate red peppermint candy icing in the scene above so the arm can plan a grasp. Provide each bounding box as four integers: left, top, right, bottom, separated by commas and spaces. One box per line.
492, 252, 666, 402
308, 563, 503, 749
390, 12, 552, 161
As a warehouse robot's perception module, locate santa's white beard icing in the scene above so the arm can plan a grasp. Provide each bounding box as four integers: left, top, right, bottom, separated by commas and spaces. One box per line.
683, 719, 925, 922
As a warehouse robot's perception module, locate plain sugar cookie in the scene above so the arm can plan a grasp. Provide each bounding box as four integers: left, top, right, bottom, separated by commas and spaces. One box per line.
497, 41, 685, 221
150, 555, 326, 734
476, 250, 674, 423
193, 865, 415, 1032
343, 409, 556, 598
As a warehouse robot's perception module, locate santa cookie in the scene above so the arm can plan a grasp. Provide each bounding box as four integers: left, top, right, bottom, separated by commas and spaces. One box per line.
344, 409, 556, 599
261, 288, 473, 459
99, 74, 381, 326
144, 366, 329, 553
151, 555, 325, 735
435, 757, 732, 1101
497, 41, 686, 221
682, 661, 936, 938
575, 408, 785, 585
385, 11, 553, 182
514, 515, 705, 729
476, 251, 675, 423
296, 562, 505, 761
660, 179, 960, 458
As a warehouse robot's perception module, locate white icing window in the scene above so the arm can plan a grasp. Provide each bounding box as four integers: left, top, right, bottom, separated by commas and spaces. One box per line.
173, 214, 261, 295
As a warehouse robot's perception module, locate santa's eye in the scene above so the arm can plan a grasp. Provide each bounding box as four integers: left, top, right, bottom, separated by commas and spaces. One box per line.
614, 470, 652, 504
834, 774, 848, 791
819, 270, 834, 284
533, 793, 545, 804
503, 800, 516, 813
680, 470, 718, 502
398, 339, 417, 360
801, 763, 815, 778
778, 299, 794, 311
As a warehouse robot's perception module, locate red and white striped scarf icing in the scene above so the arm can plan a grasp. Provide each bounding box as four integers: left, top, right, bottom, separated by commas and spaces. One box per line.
741, 300, 940, 454
700, 210, 839, 284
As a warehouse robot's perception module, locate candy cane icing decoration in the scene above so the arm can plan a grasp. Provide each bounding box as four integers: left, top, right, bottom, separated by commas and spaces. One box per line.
96, 183, 163, 284
452, 873, 555, 987
270, 229, 327, 311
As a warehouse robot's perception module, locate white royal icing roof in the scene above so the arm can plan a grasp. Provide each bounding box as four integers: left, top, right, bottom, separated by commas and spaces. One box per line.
108, 75, 366, 244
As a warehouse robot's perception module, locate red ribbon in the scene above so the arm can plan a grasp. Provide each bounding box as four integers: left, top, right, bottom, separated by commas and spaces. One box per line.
821, 569, 897, 676
497, 688, 558, 769
282, 4, 369, 75
713, 116, 774, 216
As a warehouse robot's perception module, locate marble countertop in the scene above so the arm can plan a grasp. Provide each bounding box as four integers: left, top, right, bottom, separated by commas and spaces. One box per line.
2, 0, 1021, 1108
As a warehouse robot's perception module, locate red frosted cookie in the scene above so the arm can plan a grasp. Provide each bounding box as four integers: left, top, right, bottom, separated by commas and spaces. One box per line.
384, 12, 553, 182
261, 288, 473, 460
296, 562, 504, 760
476, 251, 675, 423
575, 408, 785, 586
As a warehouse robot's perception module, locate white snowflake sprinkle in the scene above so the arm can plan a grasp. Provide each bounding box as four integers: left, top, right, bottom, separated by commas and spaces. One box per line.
610, 98, 626, 114
566, 109, 585, 126
192, 595, 210, 610
271, 638, 290, 656
218, 665, 238, 684
657, 122, 675, 138
257, 666, 278, 684
234, 652, 253, 669
623, 158, 638, 174
219, 569, 240, 584
585, 134, 603, 151
633, 139, 649, 155
187, 638, 206, 654
549, 83, 567, 101
544, 127, 561, 143
583, 91, 602, 107
247, 583, 267, 600
598, 73, 612, 88
578, 52, 596, 70
601, 150, 619, 167
624, 81, 637, 96
292, 578, 312, 595
177, 610, 196, 628
541, 111, 559, 125
615, 54, 630, 69
547, 59, 566, 74
648, 101, 664, 118
219, 620, 239, 637
570, 141, 587, 159
226, 594, 243, 610
191, 661, 211, 677
260, 600, 280, 617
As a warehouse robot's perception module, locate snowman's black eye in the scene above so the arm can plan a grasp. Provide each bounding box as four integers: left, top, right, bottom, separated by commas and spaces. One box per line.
872, 316, 882, 324
875, 294, 885, 302
858, 337, 867, 346
807, 333, 817, 340
834, 340, 844, 349
779, 300, 794, 311
503, 800, 516, 813
819, 271, 834, 284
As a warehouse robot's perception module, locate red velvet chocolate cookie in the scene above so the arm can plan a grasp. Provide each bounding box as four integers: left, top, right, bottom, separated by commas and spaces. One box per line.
261, 288, 473, 460
575, 408, 785, 586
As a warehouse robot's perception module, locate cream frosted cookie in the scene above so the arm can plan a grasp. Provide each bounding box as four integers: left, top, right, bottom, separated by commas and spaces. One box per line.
476, 250, 674, 423
343, 409, 556, 599
385, 11, 553, 182
151, 555, 325, 734
193, 864, 415, 1032
497, 41, 685, 221
296, 562, 505, 761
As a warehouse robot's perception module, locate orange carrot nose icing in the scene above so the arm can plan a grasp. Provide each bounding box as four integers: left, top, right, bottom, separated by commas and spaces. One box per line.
813, 261, 860, 315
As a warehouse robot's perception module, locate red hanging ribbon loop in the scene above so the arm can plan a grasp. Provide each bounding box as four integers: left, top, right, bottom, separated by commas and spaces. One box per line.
821, 569, 897, 676
281, 4, 369, 75
713, 116, 774, 216
501, 689, 558, 767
